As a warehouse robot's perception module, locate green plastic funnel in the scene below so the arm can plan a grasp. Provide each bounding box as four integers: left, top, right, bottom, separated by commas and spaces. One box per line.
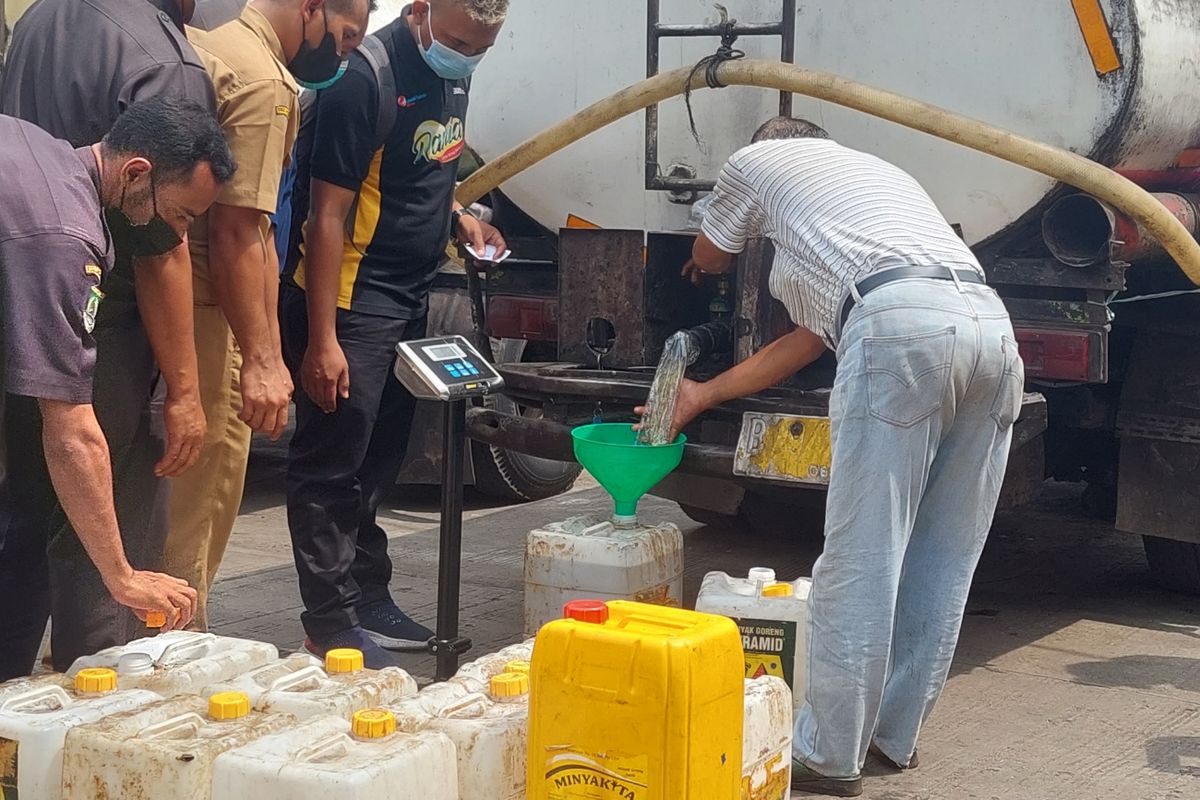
572, 423, 686, 523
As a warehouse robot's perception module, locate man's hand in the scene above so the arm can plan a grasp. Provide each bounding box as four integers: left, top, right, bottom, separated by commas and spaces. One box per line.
105, 569, 198, 632
155, 391, 207, 477
634, 378, 712, 442
681, 258, 707, 287
456, 213, 507, 265
301, 340, 350, 414
239, 357, 291, 440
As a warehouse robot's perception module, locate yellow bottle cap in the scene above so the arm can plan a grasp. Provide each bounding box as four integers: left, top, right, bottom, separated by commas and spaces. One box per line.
490, 672, 530, 699
145, 611, 167, 629
325, 648, 365, 674
762, 582, 794, 598
208, 692, 251, 720
74, 668, 118, 694
352, 709, 397, 739
504, 660, 531, 675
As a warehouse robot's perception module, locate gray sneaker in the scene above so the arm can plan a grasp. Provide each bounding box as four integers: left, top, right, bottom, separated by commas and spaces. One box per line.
790, 760, 864, 797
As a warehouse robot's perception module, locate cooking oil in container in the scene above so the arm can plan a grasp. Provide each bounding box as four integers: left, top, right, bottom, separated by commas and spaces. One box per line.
452, 637, 534, 692
696, 568, 812, 710
524, 515, 683, 636
426, 671, 530, 799
0, 669, 160, 800
741, 677, 793, 800
528, 600, 744, 800
66, 631, 278, 697
210, 709, 458, 800
202, 649, 417, 719
61, 691, 294, 800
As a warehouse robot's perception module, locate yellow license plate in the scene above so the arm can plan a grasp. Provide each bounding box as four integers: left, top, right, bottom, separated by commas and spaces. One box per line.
733, 413, 832, 485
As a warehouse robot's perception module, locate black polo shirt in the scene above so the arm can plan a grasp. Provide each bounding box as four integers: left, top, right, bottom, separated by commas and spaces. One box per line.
0, 116, 113, 405
288, 8, 470, 320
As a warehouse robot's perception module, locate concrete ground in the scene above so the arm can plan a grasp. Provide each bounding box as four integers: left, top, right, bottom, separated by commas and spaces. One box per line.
212, 436, 1200, 800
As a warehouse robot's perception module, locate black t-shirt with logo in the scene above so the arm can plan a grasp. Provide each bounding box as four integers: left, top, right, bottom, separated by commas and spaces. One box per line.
288, 10, 469, 320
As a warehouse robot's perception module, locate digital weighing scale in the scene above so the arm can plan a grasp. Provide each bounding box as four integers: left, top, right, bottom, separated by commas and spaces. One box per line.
393, 335, 504, 679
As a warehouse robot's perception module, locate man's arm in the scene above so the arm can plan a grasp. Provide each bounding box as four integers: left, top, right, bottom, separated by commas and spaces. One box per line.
300, 179, 357, 413
39, 399, 198, 628
134, 241, 206, 477
208, 202, 290, 439
637, 327, 826, 441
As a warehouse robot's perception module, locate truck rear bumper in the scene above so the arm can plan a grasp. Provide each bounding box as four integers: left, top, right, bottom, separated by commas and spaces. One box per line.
467, 366, 1048, 496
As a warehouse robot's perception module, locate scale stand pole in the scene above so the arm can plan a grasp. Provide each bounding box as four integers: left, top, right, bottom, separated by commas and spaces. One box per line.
432, 398, 471, 681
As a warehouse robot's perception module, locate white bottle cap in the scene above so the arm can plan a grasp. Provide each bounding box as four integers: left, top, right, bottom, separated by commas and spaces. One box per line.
117, 653, 154, 676
748, 567, 777, 585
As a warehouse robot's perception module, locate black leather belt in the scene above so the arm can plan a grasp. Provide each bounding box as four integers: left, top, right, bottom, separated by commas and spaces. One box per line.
839, 265, 987, 335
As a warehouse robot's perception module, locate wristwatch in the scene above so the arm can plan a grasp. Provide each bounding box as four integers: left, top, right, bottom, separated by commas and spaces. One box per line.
451, 207, 475, 236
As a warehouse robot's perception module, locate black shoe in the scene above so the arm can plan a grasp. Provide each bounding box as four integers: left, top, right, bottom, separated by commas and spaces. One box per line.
790, 760, 864, 797
303, 627, 400, 670
869, 743, 920, 770
357, 600, 435, 652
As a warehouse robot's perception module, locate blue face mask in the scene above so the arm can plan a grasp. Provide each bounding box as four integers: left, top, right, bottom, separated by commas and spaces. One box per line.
418, 7, 485, 80
298, 59, 349, 91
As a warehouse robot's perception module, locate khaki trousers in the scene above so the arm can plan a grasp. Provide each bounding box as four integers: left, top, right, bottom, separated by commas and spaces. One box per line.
164, 305, 252, 630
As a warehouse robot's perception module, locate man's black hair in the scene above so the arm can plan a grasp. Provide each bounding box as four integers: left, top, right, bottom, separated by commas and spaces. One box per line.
102, 96, 237, 184
318, 0, 379, 15
751, 116, 831, 143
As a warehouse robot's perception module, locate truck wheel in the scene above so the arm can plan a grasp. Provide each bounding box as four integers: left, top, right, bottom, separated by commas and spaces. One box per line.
1143, 536, 1200, 595
471, 338, 582, 502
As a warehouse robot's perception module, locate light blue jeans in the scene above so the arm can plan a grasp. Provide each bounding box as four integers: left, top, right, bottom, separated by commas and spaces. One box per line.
793, 277, 1024, 777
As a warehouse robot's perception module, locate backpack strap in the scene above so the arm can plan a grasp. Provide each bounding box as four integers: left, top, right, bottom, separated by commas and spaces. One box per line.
356, 33, 397, 153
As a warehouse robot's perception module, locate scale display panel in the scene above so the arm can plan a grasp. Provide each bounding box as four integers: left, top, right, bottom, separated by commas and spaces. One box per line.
393, 335, 504, 401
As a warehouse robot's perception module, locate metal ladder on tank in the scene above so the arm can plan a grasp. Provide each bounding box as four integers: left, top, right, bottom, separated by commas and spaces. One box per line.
644, 0, 798, 197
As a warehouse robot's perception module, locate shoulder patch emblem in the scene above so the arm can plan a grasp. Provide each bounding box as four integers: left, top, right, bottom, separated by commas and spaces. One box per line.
83, 285, 104, 334
84, 263, 103, 280
275, 105, 290, 117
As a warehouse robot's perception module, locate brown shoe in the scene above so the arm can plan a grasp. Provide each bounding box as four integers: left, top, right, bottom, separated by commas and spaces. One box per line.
868, 743, 919, 770
790, 760, 864, 797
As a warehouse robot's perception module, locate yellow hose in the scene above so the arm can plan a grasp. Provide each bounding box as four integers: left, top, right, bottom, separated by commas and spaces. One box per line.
457, 59, 1200, 286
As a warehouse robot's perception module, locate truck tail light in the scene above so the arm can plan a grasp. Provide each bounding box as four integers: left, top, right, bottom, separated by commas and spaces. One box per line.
1014, 327, 1105, 383
487, 296, 558, 343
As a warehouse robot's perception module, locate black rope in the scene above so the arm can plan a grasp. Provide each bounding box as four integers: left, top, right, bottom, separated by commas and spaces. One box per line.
684, 18, 745, 146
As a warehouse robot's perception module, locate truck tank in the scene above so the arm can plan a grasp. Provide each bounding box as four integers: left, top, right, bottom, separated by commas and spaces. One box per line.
376, 0, 1200, 247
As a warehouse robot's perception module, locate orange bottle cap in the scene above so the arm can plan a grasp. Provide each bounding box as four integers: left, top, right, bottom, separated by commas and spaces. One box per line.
563, 600, 609, 624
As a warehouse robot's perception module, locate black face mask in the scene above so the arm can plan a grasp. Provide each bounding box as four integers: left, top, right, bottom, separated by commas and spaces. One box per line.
288, 8, 343, 88
104, 177, 183, 259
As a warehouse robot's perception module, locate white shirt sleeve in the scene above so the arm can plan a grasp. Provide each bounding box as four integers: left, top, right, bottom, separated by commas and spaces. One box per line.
701, 155, 765, 254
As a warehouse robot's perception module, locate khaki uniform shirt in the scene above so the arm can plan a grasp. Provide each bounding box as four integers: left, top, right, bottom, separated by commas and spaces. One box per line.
187, 4, 299, 306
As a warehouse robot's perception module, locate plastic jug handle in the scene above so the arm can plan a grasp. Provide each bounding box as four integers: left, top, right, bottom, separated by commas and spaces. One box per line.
156, 633, 217, 665
0, 684, 73, 713
438, 693, 490, 719
267, 665, 328, 692
136, 712, 205, 741
295, 732, 352, 764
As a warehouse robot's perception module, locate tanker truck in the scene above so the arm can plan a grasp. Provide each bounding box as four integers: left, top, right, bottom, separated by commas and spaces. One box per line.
405, 0, 1200, 591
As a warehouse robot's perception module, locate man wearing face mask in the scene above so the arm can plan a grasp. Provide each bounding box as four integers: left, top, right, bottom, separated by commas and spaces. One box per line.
279, 0, 506, 666
0, 97, 236, 680
1, 0, 224, 667
168, 0, 373, 630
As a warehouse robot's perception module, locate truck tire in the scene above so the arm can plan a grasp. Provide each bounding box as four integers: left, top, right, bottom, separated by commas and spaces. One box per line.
471, 338, 582, 502
1143, 536, 1200, 595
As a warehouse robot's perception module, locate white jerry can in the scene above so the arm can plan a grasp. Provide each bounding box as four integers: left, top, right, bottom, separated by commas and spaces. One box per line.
695, 567, 812, 711
0, 669, 160, 800
202, 649, 418, 720
61, 692, 294, 800
742, 677, 794, 800
424, 672, 531, 800
451, 638, 534, 693
524, 515, 683, 636
66, 631, 279, 697
211, 710, 458, 800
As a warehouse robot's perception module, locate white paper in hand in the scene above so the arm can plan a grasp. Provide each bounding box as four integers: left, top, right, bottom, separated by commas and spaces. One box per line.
464, 243, 512, 263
